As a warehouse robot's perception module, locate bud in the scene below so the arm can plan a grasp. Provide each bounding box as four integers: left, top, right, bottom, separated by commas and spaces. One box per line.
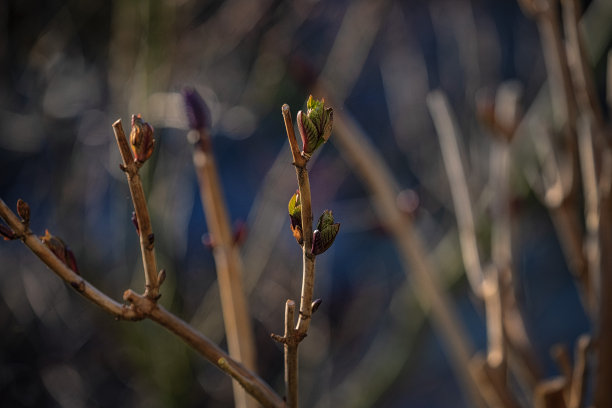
312, 210, 340, 255
288, 191, 303, 245
311, 298, 322, 314
17, 199, 30, 225
297, 95, 333, 156
41, 230, 80, 275
130, 114, 155, 163
182, 87, 211, 131
0, 224, 15, 240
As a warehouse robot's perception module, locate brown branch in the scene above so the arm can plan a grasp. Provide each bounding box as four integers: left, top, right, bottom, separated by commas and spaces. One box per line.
281, 105, 316, 338
561, 0, 605, 129
325, 99, 488, 408
568, 335, 590, 408
427, 90, 484, 297
534, 377, 568, 408
550, 343, 573, 401
112, 119, 159, 300
0, 198, 285, 408
271, 300, 299, 408
190, 125, 257, 408
0, 198, 138, 319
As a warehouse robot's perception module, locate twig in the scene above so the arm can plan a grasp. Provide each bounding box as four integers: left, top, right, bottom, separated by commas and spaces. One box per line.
112, 119, 159, 300
326, 101, 488, 408
561, 0, 605, 128
550, 343, 573, 400
271, 300, 299, 407
189, 123, 257, 408
0, 198, 285, 408
427, 90, 484, 297
568, 335, 590, 408
0, 199, 138, 319
534, 377, 568, 408
281, 104, 316, 337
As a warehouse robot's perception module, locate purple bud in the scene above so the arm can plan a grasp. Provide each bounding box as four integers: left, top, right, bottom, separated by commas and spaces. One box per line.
182, 87, 210, 131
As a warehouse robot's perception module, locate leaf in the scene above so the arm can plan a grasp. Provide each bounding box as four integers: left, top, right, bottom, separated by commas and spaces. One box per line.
312, 210, 340, 255
298, 111, 320, 154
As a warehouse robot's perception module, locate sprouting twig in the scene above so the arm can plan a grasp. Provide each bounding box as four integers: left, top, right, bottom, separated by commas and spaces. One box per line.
427, 90, 484, 297
112, 119, 160, 300
281, 104, 316, 338
189, 119, 257, 408
0, 198, 285, 408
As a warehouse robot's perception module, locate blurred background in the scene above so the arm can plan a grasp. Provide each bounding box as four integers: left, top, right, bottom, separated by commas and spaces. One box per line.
1, 0, 611, 407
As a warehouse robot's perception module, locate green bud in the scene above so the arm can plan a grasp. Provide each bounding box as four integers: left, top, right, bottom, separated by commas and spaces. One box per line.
297, 95, 333, 156
312, 210, 340, 255
288, 191, 303, 245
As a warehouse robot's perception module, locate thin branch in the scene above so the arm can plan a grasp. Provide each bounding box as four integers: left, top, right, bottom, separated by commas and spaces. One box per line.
427, 90, 484, 297
561, 0, 605, 128
534, 377, 568, 408
325, 99, 488, 408
568, 335, 591, 408
0, 198, 285, 408
112, 119, 159, 300
272, 300, 299, 408
281, 105, 316, 337
190, 124, 257, 408
0, 198, 138, 319
550, 343, 573, 401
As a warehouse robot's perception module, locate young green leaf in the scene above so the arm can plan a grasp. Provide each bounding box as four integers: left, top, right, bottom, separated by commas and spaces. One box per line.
312, 210, 340, 255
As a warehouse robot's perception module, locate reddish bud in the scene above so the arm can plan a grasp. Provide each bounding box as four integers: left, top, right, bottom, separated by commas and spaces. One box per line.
0, 224, 15, 240
41, 230, 79, 275
233, 220, 248, 246
130, 114, 155, 163
16, 199, 30, 225
182, 87, 211, 131
131, 211, 139, 235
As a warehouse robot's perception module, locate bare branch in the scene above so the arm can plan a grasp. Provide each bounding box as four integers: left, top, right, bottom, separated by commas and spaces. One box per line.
568, 335, 591, 408
427, 90, 484, 297
190, 123, 257, 408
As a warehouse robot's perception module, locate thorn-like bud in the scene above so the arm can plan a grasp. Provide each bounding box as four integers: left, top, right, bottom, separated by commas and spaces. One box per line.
202, 233, 215, 250
288, 191, 303, 245
182, 87, 211, 131
130, 114, 155, 164
297, 95, 333, 156
311, 298, 322, 314
131, 211, 139, 235
147, 233, 155, 249
16, 199, 30, 226
312, 210, 340, 255
41, 230, 79, 275
157, 269, 166, 287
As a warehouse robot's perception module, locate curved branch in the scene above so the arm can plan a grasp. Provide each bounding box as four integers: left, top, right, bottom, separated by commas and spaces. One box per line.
0, 198, 285, 408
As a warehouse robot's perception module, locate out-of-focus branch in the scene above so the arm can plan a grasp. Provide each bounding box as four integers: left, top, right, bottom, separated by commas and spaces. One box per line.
568, 335, 590, 408
534, 377, 568, 408
326, 100, 490, 408
112, 119, 160, 300
0, 199, 285, 408
561, 0, 605, 128
184, 89, 257, 408
427, 91, 484, 297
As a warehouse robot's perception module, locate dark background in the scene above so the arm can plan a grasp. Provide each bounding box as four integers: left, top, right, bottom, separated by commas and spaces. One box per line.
1, 0, 610, 407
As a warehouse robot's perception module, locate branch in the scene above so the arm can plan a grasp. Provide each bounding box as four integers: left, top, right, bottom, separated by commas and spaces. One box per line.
112, 119, 160, 300
0, 198, 285, 408
427, 90, 484, 297
187, 115, 257, 407
568, 335, 590, 408
0, 198, 138, 319
281, 105, 316, 337
325, 98, 489, 408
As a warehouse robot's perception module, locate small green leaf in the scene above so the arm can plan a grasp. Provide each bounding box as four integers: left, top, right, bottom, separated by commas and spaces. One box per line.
297, 95, 334, 156
312, 210, 340, 255
288, 191, 303, 245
